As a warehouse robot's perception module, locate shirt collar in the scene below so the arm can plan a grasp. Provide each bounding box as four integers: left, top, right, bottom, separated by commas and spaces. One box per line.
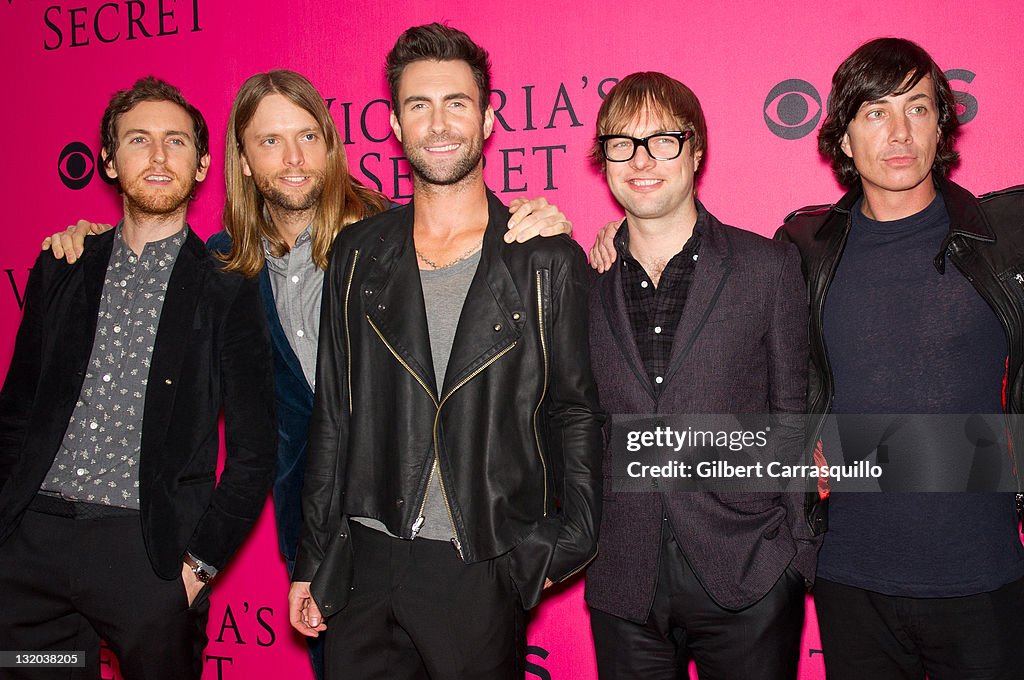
263, 223, 313, 271
112, 221, 188, 266
613, 202, 707, 271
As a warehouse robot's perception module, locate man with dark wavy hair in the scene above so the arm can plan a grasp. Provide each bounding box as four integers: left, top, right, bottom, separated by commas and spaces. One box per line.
0, 77, 276, 679
778, 38, 1024, 679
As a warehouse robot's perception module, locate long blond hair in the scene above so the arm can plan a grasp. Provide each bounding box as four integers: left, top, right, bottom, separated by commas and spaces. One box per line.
220, 70, 387, 277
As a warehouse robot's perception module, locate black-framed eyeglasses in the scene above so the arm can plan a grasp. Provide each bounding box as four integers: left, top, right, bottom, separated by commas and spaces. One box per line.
598, 130, 695, 162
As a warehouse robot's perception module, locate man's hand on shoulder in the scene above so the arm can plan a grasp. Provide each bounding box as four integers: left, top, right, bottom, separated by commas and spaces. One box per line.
41, 219, 113, 264
505, 197, 572, 243
289, 581, 327, 637
589, 219, 622, 273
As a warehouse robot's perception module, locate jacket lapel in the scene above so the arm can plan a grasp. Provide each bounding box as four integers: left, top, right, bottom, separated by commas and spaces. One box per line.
363, 205, 439, 401
441, 192, 524, 399
662, 211, 732, 386
48, 231, 115, 407
259, 266, 309, 393
143, 230, 209, 448
598, 244, 657, 401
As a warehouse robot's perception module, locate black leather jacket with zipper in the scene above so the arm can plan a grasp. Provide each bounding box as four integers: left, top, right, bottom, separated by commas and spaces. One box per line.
293, 190, 605, 615
776, 175, 1024, 509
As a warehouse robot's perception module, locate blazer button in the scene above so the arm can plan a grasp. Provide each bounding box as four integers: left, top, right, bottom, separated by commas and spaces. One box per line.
512, 312, 521, 321
378, 304, 386, 311
165, 379, 173, 385
396, 497, 405, 507
493, 323, 502, 332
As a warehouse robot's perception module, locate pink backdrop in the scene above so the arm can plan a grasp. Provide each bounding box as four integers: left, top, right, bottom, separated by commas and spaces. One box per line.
4, 1, 1024, 678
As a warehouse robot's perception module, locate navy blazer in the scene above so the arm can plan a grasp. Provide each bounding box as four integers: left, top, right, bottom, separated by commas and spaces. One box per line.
0, 228, 277, 578
206, 231, 313, 564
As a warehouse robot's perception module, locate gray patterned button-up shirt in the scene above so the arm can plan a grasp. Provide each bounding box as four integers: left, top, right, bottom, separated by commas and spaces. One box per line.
42, 224, 187, 508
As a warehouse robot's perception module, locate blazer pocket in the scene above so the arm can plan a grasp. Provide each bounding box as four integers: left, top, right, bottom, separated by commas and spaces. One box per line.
177, 472, 216, 487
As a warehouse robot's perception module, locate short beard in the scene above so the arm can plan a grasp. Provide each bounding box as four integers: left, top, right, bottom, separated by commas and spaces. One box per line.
404, 134, 483, 187
122, 176, 196, 219
255, 171, 326, 212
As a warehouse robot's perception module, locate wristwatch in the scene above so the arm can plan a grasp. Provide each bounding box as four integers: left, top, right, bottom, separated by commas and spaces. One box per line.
184, 552, 218, 584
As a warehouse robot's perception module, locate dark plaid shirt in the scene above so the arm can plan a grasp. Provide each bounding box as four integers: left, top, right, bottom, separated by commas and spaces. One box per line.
614, 211, 705, 394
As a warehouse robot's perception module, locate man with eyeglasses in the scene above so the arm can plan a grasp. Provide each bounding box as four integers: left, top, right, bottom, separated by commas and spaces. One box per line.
583, 72, 820, 679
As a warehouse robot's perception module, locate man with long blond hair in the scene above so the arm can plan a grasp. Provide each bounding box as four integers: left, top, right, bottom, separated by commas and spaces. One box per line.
210, 70, 387, 579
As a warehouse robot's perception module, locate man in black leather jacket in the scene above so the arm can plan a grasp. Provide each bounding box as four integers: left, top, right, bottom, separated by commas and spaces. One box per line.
777, 38, 1024, 680
287, 23, 604, 679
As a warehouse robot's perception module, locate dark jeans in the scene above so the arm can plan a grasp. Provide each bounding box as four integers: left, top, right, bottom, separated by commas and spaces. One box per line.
0, 499, 210, 680
815, 576, 1024, 680
590, 524, 805, 680
322, 521, 526, 680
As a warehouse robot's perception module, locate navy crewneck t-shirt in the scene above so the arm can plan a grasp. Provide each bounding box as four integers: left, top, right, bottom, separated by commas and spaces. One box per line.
818, 194, 1024, 597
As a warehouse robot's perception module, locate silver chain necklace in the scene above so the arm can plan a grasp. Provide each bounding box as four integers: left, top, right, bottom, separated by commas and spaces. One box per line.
416, 243, 482, 270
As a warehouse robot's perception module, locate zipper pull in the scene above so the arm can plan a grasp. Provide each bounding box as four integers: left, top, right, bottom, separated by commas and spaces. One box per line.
411, 515, 425, 538
450, 536, 464, 560
1015, 273, 1024, 287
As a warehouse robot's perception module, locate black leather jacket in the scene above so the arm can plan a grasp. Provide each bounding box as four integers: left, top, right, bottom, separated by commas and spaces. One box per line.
776, 175, 1024, 495
293, 190, 605, 614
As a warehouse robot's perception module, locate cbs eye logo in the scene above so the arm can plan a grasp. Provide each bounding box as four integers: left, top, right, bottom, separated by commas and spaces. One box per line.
58, 142, 115, 190
764, 70, 978, 139
764, 79, 823, 140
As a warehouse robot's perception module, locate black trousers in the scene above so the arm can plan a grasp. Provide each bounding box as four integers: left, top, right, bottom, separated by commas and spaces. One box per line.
323, 522, 526, 680
590, 523, 805, 680
0, 499, 210, 680
814, 576, 1024, 680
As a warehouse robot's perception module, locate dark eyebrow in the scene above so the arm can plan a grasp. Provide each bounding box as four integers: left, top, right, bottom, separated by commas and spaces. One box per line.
402, 93, 473, 107
122, 128, 193, 140
862, 92, 933, 107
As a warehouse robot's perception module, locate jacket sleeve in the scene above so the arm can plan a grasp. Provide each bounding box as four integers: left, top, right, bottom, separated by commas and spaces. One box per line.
767, 243, 821, 581
292, 243, 352, 582
187, 275, 277, 569
544, 242, 607, 582
0, 253, 48, 484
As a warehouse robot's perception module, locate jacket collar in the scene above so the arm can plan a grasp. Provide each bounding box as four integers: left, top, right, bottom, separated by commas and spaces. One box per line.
362, 189, 525, 401
818, 174, 995, 273
818, 173, 995, 242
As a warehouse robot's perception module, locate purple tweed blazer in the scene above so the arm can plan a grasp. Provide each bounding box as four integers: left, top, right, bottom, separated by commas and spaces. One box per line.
584, 207, 820, 619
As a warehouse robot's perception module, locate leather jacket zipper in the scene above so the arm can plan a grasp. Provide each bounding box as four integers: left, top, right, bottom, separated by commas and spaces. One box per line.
344, 250, 359, 415
368, 313, 519, 558
430, 341, 519, 558
534, 270, 550, 516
